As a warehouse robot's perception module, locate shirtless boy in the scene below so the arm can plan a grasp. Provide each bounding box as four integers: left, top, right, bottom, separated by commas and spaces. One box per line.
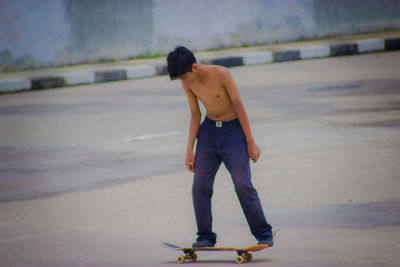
167, 46, 273, 247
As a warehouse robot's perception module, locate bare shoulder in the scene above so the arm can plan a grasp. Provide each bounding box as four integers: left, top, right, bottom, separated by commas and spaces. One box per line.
210, 65, 230, 76
202, 65, 230, 83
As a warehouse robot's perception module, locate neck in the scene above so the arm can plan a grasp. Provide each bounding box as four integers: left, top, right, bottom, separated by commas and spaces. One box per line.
194, 64, 203, 82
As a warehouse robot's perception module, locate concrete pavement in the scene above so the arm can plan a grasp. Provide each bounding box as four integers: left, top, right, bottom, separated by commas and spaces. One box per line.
1, 31, 400, 93
0, 47, 400, 265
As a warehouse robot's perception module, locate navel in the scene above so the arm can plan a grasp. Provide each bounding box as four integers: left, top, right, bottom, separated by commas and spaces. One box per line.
216, 94, 220, 98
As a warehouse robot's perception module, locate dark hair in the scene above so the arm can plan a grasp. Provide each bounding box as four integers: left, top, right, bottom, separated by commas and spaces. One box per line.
167, 46, 197, 80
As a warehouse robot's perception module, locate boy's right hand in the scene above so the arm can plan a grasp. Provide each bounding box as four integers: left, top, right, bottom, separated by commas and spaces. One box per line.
185, 150, 195, 173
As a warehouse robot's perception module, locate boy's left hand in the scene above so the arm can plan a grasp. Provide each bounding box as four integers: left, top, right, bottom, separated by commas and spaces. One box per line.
247, 141, 261, 163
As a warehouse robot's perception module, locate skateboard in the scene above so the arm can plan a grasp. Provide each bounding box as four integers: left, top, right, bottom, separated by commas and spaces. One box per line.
162, 242, 269, 264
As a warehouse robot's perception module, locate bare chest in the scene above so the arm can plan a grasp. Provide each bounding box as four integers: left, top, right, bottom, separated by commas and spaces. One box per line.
190, 81, 228, 107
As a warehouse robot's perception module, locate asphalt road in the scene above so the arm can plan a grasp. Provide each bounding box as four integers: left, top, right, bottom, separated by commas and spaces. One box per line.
0, 51, 400, 266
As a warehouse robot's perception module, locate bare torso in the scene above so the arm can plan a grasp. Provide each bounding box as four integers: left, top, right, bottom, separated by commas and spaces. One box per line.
180, 62, 261, 167
185, 65, 237, 121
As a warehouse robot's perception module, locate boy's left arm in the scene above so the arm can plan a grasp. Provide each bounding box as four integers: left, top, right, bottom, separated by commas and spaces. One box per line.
220, 68, 261, 163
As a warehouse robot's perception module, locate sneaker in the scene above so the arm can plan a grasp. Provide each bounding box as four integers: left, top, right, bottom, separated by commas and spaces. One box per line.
192, 239, 215, 248
257, 237, 273, 247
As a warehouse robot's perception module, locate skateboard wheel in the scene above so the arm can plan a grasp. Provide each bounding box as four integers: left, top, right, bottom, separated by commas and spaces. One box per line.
235, 256, 244, 264
177, 255, 185, 263
247, 253, 252, 261
192, 252, 198, 261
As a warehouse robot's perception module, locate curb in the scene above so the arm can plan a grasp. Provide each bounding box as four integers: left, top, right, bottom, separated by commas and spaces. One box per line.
1, 37, 399, 93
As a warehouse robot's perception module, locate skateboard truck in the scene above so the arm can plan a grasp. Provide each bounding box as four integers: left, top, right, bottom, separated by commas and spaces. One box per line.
177, 249, 198, 263
235, 250, 253, 264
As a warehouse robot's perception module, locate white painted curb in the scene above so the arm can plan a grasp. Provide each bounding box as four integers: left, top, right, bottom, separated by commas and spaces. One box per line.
62, 71, 95, 85
243, 52, 273, 65
0, 78, 31, 93
356, 39, 385, 53
299, 45, 331, 59
1, 37, 398, 94
126, 65, 156, 79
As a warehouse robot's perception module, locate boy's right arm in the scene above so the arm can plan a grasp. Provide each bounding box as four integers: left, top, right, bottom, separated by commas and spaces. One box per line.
182, 82, 201, 173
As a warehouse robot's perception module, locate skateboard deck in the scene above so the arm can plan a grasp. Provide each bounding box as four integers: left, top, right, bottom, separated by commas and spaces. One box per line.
162, 242, 269, 264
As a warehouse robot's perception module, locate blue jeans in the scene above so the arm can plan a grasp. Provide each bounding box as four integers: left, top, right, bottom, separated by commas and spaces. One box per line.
192, 117, 272, 244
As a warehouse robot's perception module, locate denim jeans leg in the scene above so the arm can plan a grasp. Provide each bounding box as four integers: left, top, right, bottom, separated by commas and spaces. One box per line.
221, 127, 273, 240
192, 124, 220, 244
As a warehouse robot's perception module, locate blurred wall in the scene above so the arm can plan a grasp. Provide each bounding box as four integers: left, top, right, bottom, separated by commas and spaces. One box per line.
1, 0, 400, 70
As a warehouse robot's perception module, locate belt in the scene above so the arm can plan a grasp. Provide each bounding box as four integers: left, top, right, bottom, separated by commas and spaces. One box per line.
204, 117, 239, 128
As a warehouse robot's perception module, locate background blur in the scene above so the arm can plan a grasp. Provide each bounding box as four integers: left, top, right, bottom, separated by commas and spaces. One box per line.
1, 0, 400, 70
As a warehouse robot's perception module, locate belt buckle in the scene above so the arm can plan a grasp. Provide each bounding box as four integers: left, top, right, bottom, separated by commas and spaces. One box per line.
216, 121, 223, 128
